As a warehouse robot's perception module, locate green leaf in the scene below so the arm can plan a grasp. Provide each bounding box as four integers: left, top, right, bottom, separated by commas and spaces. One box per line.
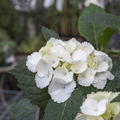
12, 99, 38, 120
111, 58, 120, 91
43, 89, 83, 120
78, 4, 105, 48
99, 28, 116, 49
81, 12, 120, 30
41, 26, 59, 41
113, 95, 120, 102
9, 61, 50, 109
78, 4, 115, 50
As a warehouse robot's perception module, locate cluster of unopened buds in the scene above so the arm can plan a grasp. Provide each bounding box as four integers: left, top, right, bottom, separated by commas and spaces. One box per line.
26, 38, 114, 103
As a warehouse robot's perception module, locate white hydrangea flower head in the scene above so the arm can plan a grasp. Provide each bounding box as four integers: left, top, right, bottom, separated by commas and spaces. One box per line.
84, 0, 105, 8
75, 92, 120, 120
48, 67, 76, 103
26, 52, 42, 72
26, 37, 115, 103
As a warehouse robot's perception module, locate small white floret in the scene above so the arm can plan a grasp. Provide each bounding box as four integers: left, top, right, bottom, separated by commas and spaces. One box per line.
92, 71, 114, 89
35, 73, 52, 89
94, 50, 112, 72
77, 68, 96, 86
48, 78, 76, 103
26, 52, 41, 72
81, 98, 108, 116
80, 42, 95, 55
72, 49, 87, 62
64, 38, 79, 53
35, 59, 53, 88
71, 61, 88, 74
53, 67, 73, 84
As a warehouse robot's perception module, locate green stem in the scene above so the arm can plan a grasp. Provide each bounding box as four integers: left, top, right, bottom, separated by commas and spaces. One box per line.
93, 24, 99, 50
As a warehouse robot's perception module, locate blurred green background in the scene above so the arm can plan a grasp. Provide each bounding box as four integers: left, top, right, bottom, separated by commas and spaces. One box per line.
0, 0, 120, 57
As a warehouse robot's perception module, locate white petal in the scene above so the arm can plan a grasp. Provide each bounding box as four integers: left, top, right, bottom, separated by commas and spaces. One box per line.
64, 38, 78, 53
80, 42, 95, 55
51, 44, 71, 62
94, 50, 113, 71
48, 79, 76, 103
43, 54, 59, 68
75, 114, 104, 120
72, 49, 87, 62
71, 61, 87, 74
54, 67, 73, 84
94, 50, 107, 57
26, 52, 41, 72
78, 68, 96, 86
50, 44, 64, 57
61, 52, 71, 63
43, 0, 54, 8
92, 71, 114, 89
47, 37, 65, 46
35, 73, 52, 89
56, 0, 63, 11
36, 59, 53, 77
87, 92, 120, 102
80, 98, 108, 116
96, 61, 109, 72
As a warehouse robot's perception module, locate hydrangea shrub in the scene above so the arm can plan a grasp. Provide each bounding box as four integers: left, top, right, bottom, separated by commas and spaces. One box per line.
10, 5, 120, 120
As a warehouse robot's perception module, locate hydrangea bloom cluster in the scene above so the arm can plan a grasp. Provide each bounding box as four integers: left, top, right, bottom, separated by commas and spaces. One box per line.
75, 92, 120, 120
26, 38, 114, 103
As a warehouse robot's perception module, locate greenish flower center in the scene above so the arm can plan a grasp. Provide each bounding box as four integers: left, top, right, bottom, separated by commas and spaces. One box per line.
88, 54, 97, 69
102, 103, 120, 120
62, 62, 71, 70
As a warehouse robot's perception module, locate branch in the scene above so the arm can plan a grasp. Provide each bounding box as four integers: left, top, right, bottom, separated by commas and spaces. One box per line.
0, 63, 17, 73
